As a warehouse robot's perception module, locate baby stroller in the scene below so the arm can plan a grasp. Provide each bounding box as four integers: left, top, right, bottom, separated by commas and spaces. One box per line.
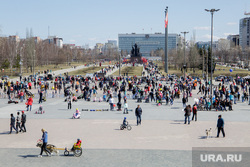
72, 109, 81, 119
36, 105, 45, 114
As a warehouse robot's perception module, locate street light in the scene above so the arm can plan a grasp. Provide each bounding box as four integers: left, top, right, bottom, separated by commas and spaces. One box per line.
205, 8, 220, 104
33, 50, 36, 80
181, 31, 189, 81
19, 47, 23, 76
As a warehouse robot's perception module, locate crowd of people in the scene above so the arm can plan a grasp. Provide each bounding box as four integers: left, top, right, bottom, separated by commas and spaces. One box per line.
1, 62, 249, 144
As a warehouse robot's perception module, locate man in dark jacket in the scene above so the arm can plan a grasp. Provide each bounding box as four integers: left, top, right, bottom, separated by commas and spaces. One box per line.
135, 105, 142, 125
184, 105, 192, 124
217, 115, 225, 138
21, 111, 26, 132
118, 91, 121, 103
10, 113, 17, 134
39, 90, 43, 104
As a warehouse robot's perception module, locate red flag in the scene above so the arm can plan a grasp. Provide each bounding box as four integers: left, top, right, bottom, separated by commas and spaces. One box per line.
165, 12, 168, 28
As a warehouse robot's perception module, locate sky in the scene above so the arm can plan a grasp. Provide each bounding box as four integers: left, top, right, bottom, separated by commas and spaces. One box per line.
0, 0, 249, 47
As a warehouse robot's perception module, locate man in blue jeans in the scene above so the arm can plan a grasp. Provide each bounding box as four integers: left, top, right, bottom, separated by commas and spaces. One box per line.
217, 115, 225, 138
135, 105, 142, 125
184, 105, 192, 124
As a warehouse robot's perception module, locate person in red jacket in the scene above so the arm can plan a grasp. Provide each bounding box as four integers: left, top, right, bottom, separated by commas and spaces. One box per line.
28, 82, 32, 89
26, 97, 33, 111
192, 104, 198, 121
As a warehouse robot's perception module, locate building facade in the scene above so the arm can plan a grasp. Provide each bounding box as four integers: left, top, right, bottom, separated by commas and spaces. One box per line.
196, 41, 218, 50
239, 17, 250, 49
118, 33, 179, 57
227, 34, 239, 47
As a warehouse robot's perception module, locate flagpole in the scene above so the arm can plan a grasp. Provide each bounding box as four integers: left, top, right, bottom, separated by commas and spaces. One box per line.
165, 6, 168, 74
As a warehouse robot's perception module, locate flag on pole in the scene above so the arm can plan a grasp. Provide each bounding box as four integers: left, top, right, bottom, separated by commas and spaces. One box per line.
165, 12, 168, 28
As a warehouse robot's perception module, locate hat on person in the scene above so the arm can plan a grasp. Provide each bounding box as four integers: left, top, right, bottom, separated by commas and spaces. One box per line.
22, 110, 25, 113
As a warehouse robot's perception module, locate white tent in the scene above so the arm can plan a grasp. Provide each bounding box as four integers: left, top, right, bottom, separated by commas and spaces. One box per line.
243, 75, 250, 79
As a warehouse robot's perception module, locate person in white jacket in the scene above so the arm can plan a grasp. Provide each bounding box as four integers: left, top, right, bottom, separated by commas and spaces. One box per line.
123, 101, 128, 114
109, 95, 114, 111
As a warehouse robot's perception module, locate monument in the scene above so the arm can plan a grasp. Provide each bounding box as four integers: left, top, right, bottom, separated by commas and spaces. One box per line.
130, 43, 142, 63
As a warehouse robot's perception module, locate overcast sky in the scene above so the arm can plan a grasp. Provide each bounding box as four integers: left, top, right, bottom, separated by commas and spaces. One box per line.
0, 0, 249, 47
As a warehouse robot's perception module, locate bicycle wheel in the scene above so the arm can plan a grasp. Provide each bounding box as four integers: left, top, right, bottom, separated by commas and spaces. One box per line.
64, 150, 69, 156
127, 125, 132, 131
120, 125, 124, 130
74, 148, 82, 157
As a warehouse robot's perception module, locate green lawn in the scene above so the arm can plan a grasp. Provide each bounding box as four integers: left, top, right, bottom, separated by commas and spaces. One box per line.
2, 62, 84, 78
155, 61, 249, 78
67, 66, 104, 76
112, 66, 143, 76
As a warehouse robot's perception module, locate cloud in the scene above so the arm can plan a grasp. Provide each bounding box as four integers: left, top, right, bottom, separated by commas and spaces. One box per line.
69, 39, 76, 43
227, 22, 237, 26
202, 34, 220, 40
194, 26, 210, 30
88, 37, 98, 41
73, 35, 83, 38
223, 33, 232, 37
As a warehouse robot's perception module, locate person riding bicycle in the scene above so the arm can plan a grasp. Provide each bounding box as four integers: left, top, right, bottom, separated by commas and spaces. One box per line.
123, 117, 128, 127
71, 138, 82, 151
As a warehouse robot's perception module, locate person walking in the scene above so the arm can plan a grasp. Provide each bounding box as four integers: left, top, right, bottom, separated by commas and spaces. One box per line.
38, 129, 51, 157
20, 111, 26, 132
182, 96, 187, 108
192, 104, 197, 121
109, 95, 114, 111
20, 90, 24, 102
184, 105, 192, 124
67, 96, 72, 109
26, 96, 33, 111
16, 112, 21, 134
123, 101, 128, 114
135, 105, 142, 125
217, 115, 225, 138
39, 90, 43, 104
10, 113, 17, 134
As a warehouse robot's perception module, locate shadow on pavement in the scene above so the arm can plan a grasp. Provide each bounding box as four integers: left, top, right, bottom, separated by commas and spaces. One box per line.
170, 122, 182, 124
19, 155, 38, 158
198, 136, 217, 139
171, 107, 181, 109
58, 109, 70, 111
173, 120, 184, 122
0, 131, 10, 135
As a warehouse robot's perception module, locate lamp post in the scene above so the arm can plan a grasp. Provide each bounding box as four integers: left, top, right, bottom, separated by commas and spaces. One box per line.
119, 53, 121, 76
33, 50, 36, 80
205, 8, 220, 104
181, 31, 189, 81
20, 47, 23, 76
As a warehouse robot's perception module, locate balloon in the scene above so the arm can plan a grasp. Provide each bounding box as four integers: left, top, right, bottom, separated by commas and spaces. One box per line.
229, 69, 233, 72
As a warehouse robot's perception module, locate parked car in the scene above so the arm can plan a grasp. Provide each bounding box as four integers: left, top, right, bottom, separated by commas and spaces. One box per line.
215, 75, 225, 81
1, 75, 9, 80
38, 76, 44, 81
46, 74, 53, 80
